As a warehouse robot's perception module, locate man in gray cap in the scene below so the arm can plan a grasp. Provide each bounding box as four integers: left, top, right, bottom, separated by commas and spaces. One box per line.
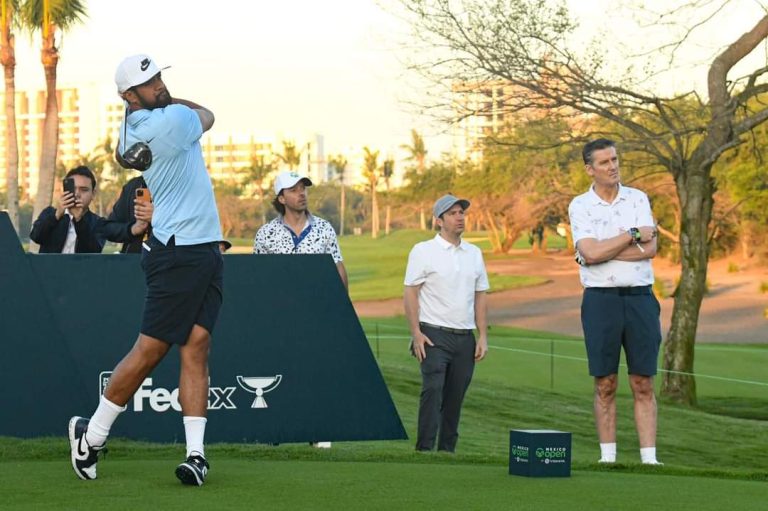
403, 194, 490, 452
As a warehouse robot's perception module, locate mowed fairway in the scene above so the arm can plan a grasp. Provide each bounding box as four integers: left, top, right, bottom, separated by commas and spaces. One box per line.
1, 459, 766, 511
2, 321, 766, 510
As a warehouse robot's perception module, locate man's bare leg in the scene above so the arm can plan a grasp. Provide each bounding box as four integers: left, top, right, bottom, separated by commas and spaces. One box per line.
85, 334, 171, 447
175, 324, 212, 486
594, 374, 618, 462
178, 324, 211, 457
104, 334, 172, 406
629, 374, 661, 464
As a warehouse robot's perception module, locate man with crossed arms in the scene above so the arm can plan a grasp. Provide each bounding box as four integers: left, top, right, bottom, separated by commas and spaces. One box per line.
569, 138, 663, 465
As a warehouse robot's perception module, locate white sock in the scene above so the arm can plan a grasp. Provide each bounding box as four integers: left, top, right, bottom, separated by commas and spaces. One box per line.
184, 416, 207, 458
599, 442, 617, 462
85, 396, 126, 447
640, 447, 658, 464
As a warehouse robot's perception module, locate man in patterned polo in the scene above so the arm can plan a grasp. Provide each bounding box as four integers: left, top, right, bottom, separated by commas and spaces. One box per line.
568, 138, 662, 466
253, 170, 347, 448
253, 171, 348, 291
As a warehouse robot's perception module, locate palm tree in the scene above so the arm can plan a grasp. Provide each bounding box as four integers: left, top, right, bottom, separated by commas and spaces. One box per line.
328, 154, 347, 236
1, 0, 19, 233
245, 153, 275, 225
278, 140, 301, 171
362, 146, 380, 239
23, 0, 86, 249
382, 157, 394, 235
400, 129, 428, 229
72, 138, 115, 216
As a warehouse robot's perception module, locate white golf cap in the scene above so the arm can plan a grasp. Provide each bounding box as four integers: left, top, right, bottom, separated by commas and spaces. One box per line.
114, 54, 169, 93
274, 171, 313, 195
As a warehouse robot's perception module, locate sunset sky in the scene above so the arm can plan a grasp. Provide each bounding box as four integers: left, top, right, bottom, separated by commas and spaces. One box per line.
8, 0, 767, 160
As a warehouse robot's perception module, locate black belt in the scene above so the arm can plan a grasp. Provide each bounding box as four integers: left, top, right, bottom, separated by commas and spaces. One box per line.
419, 322, 473, 335
586, 285, 652, 296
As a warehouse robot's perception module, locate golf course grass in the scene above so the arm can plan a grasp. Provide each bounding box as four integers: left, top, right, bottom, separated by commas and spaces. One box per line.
2, 320, 766, 510
339, 230, 548, 301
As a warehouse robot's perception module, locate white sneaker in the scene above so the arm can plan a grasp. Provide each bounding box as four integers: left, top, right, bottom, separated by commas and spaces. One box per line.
597, 458, 615, 464
642, 460, 664, 466
311, 442, 332, 449
68, 416, 106, 480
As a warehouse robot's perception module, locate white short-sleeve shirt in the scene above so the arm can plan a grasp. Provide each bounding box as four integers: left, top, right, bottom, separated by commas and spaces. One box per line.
569, 184, 655, 287
404, 234, 490, 329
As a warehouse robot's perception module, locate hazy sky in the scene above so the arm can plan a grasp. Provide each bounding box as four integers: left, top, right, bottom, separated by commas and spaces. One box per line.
9, 0, 768, 159
12, 1, 423, 157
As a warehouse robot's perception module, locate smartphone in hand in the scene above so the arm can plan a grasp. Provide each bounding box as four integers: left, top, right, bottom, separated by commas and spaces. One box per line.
135, 188, 152, 202
63, 177, 75, 196
62, 177, 77, 207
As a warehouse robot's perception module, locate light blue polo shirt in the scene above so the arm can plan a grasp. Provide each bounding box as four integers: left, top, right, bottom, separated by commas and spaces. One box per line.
121, 104, 222, 245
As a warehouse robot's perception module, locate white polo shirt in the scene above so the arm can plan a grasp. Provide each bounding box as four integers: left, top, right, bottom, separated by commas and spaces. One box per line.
404, 234, 490, 330
569, 184, 655, 288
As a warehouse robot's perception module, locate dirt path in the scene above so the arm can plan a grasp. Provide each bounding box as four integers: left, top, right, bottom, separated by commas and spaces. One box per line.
353, 252, 768, 344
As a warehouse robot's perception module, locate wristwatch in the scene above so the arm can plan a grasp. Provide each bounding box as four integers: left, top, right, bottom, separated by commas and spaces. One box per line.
629, 227, 642, 244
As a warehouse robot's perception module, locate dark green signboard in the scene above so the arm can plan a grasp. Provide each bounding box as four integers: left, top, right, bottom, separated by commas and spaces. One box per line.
509, 429, 571, 477
0, 212, 406, 444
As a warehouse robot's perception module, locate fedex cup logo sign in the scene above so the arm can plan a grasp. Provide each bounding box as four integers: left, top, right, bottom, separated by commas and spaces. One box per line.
99, 371, 282, 413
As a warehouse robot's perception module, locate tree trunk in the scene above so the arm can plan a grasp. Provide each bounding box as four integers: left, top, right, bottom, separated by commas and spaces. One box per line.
371, 188, 379, 239
661, 168, 713, 405
339, 184, 345, 236
419, 206, 426, 230
31, 33, 59, 252
385, 205, 391, 235
259, 189, 266, 226
483, 209, 503, 253
541, 229, 548, 252
1, 28, 19, 234
739, 221, 753, 260
500, 223, 522, 253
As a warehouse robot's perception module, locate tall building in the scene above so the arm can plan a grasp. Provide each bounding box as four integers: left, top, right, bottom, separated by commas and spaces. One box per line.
202, 132, 330, 194
451, 79, 588, 162
452, 81, 519, 162
0, 84, 333, 199
202, 133, 276, 184
0, 82, 123, 198
0, 88, 90, 197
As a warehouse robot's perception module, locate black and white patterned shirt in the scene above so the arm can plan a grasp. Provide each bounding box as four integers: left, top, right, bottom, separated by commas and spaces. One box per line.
253, 213, 343, 263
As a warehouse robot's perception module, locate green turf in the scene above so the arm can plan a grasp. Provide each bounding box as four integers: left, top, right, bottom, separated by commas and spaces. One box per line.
1, 459, 765, 511
338, 230, 547, 301
2, 321, 766, 509
364, 321, 768, 475
361, 317, 768, 416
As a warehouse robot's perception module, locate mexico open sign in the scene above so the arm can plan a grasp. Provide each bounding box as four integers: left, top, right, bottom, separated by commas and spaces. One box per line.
509, 429, 572, 477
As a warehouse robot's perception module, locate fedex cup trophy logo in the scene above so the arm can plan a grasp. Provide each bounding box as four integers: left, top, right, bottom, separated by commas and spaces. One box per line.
236, 375, 282, 408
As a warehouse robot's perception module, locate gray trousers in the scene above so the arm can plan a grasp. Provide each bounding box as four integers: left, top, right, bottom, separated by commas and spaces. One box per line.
415, 325, 476, 452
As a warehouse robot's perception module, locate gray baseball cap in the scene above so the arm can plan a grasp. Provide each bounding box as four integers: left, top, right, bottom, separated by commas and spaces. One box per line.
433, 194, 470, 218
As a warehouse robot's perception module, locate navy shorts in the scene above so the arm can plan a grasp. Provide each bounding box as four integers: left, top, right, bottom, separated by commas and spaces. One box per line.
140, 235, 224, 345
580, 286, 662, 377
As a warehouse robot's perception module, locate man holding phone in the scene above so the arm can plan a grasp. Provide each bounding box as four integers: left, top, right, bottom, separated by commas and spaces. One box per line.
30, 166, 151, 253
68, 54, 223, 487
106, 175, 153, 253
